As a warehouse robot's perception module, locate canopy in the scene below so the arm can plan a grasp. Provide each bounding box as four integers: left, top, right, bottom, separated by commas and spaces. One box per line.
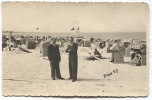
131, 43, 146, 50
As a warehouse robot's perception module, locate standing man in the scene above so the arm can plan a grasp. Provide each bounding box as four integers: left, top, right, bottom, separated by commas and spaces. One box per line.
47, 38, 64, 80
66, 37, 78, 82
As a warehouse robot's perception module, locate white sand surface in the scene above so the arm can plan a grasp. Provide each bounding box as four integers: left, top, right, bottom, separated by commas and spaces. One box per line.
2, 47, 148, 96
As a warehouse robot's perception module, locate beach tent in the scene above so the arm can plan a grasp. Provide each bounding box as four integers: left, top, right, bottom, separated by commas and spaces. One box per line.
90, 37, 95, 43
9, 34, 16, 43
131, 43, 146, 65
34, 36, 39, 41
54, 38, 65, 47
124, 47, 131, 57
123, 40, 132, 63
95, 38, 101, 42
131, 43, 146, 50
84, 40, 91, 47
76, 38, 84, 47
107, 46, 113, 53
5, 36, 9, 39
76, 36, 84, 39
64, 42, 71, 47
110, 43, 118, 51
15, 38, 22, 45
56, 40, 64, 47
110, 43, 118, 61
141, 53, 146, 66
2, 42, 7, 51
37, 38, 42, 44
2, 35, 7, 43
95, 41, 106, 49
20, 38, 26, 45
110, 43, 125, 63
131, 39, 141, 44
114, 45, 125, 63
20, 35, 25, 38
141, 41, 146, 44
123, 39, 132, 57
40, 41, 50, 56
123, 39, 131, 48
95, 42, 100, 48
114, 39, 121, 43
106, 39, 114, 53
73, 37, 78, 43
99, 40, 106, 49
48, 36, 51, 38
26, 39, 36, 49
15, 37, 26, 45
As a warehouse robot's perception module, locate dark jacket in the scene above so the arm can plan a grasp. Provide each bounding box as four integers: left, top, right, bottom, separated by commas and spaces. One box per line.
66, 43, 78, 61
47, 44, 61, 62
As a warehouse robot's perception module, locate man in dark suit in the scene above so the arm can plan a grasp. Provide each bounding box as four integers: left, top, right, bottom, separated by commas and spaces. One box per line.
66, 37, 78, 82
47, 38, 64, 80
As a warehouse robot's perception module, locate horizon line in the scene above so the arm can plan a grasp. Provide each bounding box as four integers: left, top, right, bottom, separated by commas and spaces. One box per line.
2, 31, 146, 33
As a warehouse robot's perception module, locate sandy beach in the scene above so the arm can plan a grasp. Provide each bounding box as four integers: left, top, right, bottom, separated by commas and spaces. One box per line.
1, 2, 149, 97
2, 46, 148, 97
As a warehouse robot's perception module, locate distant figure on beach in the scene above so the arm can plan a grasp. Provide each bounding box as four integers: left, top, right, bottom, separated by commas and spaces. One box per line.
130, 49, 142, 66
130, 49, 136, 60
47, 38, 64, 80
94, 49, 102, 58
90, 36, 94, 43
66, 37, 78, 82
99, 41, 106, 49
9, 31, 16, 43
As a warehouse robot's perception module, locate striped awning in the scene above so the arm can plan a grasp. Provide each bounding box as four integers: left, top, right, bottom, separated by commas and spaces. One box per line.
131, 44, 146, 50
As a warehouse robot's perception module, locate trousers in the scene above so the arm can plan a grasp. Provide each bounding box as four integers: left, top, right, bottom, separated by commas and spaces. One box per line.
50, 61, 61, 79
69, 60, 78, 80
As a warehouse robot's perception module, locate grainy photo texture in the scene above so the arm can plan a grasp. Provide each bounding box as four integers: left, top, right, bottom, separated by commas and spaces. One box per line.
1, 2, 149, 97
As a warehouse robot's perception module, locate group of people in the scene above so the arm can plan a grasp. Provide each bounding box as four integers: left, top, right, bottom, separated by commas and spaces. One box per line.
85, 49, 102, 61
47, 37, 78, 82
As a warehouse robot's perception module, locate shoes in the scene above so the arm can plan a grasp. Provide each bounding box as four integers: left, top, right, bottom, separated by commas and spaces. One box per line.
58, 77, 64, 80
72, 79, 76, 82
52, 78, 55, 80
68, 77, 73, 80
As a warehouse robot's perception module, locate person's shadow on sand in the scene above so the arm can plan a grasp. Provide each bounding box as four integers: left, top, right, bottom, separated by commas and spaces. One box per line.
77, 78, 116, 82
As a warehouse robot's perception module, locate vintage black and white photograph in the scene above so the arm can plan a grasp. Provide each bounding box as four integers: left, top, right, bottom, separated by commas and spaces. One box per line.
1, 2, 149, 96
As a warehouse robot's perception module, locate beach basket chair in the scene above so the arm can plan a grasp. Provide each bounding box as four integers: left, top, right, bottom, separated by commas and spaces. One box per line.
40, 41, 50, 56
84, 40, 91, 47
26, 39, 36, 49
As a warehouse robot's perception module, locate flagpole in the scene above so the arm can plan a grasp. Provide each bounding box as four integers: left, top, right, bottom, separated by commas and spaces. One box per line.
70, 27, 80, 37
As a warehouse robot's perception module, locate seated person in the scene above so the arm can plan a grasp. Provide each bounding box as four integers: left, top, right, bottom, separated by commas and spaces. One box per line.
90, 37, 94, 43
99, 42, 105, 49
94, 49, 102, 58
85, 53, 97, 60
130, 50, 142, 66
130, 49, 136, 60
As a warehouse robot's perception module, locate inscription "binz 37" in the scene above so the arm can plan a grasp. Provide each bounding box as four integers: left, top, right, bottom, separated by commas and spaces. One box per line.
103, 69, 118, 78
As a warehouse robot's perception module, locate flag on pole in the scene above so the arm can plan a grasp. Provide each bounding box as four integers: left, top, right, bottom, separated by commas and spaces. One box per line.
76, 27, 80, 34
75, 27, 80, 35
71, 27, 80, 36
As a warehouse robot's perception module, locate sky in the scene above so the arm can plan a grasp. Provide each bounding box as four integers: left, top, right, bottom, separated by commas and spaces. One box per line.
1, 2, 149, 33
